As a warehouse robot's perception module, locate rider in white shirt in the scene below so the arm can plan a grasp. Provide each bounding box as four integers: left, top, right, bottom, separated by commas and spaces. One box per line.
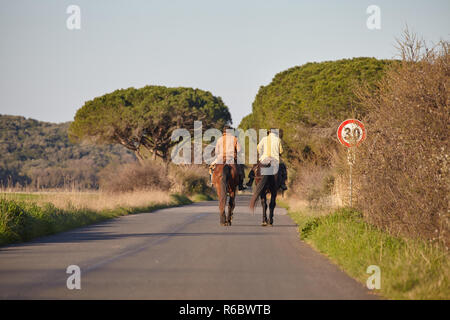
246, 129, 287, 191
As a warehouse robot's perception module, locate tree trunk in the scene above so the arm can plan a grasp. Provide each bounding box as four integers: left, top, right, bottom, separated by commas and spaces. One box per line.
162, 159, 169, 175
135, 150, 145, 164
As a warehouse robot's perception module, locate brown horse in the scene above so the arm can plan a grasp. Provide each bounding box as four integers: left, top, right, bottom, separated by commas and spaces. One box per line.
249, 160, 281, 226
212, 163, 240, 226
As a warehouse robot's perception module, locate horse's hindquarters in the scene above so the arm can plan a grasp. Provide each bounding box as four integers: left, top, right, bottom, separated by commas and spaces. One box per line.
213, 164, 239, 226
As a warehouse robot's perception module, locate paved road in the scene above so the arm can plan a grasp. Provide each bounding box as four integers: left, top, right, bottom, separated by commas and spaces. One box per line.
0, 195, 376, 299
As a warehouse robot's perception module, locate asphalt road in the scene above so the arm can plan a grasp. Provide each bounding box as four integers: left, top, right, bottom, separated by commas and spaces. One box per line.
0, 195, 376, 299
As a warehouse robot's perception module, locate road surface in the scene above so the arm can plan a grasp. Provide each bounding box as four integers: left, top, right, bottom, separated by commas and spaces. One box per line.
0, 195, 376, 299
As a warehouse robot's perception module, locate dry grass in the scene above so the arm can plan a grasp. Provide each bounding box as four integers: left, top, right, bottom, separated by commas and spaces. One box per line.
282, 196, 332, 217
0, 190, 173, 211
288, 163, 336, 209
0, 190, 192, 246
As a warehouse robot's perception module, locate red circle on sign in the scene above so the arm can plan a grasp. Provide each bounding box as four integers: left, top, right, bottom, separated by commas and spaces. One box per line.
337, 119, 366, 147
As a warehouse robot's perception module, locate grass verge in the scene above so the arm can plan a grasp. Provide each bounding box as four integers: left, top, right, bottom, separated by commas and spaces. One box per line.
0, 193, 193, 246
286, 206, 449, 300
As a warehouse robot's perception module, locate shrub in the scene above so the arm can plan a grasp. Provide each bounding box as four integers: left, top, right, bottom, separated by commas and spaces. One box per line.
0, 199, 103, 244
181, 175, 209, 195
168, 164, 213, 196
99, 161, 170, 193
355, 31, 449, 244
0, 194, 192, 246
0, 199, 27, 242
289, 163, 336, 208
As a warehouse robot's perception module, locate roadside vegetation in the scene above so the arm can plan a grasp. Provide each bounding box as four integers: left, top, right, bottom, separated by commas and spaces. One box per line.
0, 86, 223, 246
354, 33, 448, 244
246, 30, 448, 299
0, 191, 193, 246
285, 203, 449, 300
0, 161, 215, 246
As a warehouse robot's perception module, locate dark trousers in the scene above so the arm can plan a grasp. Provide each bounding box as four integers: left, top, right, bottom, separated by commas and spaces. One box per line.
237, 164, 245, 185
279, 162, 287, 184
248, 162, 287, 187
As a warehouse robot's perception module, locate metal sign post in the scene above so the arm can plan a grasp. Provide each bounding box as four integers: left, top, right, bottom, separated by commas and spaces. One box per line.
349, 156, 352, 207
347, 147, 356, 207
337, 119, 366, 207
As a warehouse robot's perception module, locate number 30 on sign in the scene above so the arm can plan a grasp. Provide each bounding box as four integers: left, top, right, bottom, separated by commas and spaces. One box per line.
337, 119, 366, 147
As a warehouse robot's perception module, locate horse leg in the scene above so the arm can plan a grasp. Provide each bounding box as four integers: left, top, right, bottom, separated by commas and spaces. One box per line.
261, 193, 268, 226
269, 191, 276, 226
227, 191, 235, 225
220, 209, 226, 225
219, 194, 227, 225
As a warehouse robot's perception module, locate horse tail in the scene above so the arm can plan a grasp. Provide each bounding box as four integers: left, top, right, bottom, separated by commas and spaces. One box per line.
250, 174, 269, 210
219, 165, 231, 210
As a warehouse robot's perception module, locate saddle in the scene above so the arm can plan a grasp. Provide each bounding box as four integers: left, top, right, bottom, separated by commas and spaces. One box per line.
257, 158, 281, 176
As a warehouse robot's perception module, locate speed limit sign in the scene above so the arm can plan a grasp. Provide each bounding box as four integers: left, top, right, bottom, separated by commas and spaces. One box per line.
337, 119, 366, 147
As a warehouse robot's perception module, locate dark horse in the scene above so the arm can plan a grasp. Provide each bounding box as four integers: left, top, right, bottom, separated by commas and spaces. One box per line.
212, 163, 240, 226
249, 160, 282, 226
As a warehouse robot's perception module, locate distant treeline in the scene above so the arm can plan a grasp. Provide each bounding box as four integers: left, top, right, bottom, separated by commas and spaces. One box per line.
0, 115, 135, 189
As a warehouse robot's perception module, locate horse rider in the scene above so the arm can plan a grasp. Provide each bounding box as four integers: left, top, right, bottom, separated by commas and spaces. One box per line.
246, 128, 288, 191
209, 125, 246, 191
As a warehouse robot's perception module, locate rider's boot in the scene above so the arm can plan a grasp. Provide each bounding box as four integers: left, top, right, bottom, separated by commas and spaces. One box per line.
279, 163, 288, 191
238, 176, 246, 190
246, 169, 255, 187
238, 165, 247, 190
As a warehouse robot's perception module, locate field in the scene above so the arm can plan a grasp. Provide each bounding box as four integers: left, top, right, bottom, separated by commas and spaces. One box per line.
0, 190, 195, 246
